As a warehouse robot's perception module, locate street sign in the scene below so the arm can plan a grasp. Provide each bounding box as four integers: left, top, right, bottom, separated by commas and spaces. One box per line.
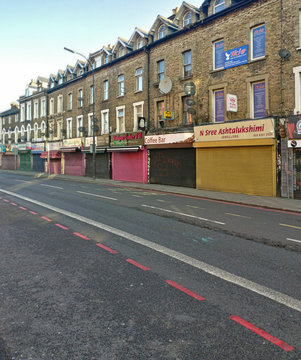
164, 111, 174, 120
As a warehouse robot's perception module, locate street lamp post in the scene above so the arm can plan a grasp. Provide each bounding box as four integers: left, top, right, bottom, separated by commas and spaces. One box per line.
64, 47, 96, 180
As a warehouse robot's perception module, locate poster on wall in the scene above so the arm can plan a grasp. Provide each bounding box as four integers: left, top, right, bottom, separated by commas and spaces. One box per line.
252, 25, 265, 59
215, 90, 225, 123
287, 115, 301, 139
253, 82, 266, 118
215, 40, 224, 69
224, 45, 248, 69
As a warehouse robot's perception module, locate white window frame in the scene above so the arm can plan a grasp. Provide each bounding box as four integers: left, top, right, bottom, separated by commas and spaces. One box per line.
214, 0, 225, 14
251, 24, 265, 61
183, 50, 192, 77
116, 106, 125, 133
118, 74, 125, 96
78, 89, 83, 107
101, 109, 109, 135
26, 124, 31, 141
90, 85, 94, 105
135, 68, 143, 91
293, 66, 301, 114
76, 115, 83, 137
41, 121, 46, 137
66, 117, 72, 139
15, 126, 19, 142
88, 112, 93, 136
57, 95, 63, 113
41, 98, 46, 117
21, 104, 25, 122
34, 123, 38, 140
33, 101, 39, 119
104, 80, 109, 100
183, 11, 192, 27
26, 102, 32, 121
68, 93, 72, 110
158, 60, 165, 81
49, 98, 54, 115
213, 39, 224, 70
158, 25, 166, 39
133, 101, 144, 132
299, 10, 301, 49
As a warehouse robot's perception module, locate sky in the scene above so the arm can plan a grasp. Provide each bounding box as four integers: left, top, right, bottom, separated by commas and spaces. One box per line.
0, 0, 204, 112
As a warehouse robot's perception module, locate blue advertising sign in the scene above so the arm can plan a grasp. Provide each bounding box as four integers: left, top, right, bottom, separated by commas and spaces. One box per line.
215, 90, 225, 123
214, 40, 224, 69
0, 145, 5, 153
253, 82, 265, 118
252, 25, 265, 59
224, 45, 248, 69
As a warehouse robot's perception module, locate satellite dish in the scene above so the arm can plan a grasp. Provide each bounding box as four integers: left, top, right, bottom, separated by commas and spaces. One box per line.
159, 77, 172, 94
278, 49, 291, 59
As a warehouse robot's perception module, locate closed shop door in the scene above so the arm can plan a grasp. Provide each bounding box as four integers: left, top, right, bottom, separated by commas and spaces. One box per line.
2, 155, 17, 170
64, 152, 84, 176
32, 154, 46, 172
196, 145, 276, 196
85, 153, 110, 179
112, 151, 146, 183
150, 148, 196, 188
50, 159, 61, 174
19, 153, 31, 171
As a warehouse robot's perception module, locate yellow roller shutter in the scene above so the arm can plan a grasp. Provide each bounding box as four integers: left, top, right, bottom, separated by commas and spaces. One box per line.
196, 145, 276, 196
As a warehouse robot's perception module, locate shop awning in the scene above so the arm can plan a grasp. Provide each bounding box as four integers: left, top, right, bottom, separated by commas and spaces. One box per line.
41, 151, 61, 159
60, 147, 78, 152
107, 146, 142, 152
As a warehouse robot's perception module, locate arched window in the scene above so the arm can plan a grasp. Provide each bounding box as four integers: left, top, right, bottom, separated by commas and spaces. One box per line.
21, 125, 25, 142
183, 11, 192, 26
214, 0, 225, 13
34, 123, 39, 140
158, 25, 166, 39
41, 121, 46, 137
15, 126, 19, 142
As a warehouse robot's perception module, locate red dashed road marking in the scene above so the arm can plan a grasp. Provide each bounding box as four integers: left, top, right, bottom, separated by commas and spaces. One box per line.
96, 243, 118, 254
166, 280, 205, 301
73, 232, 90, 240
10, 202, 17, 206
230, 315, 294, 352
29, 211, 38, 215
41, 216, 52, 222
55, 224, 69, 230
126, 259, 150, 271
19, 206, 27, 210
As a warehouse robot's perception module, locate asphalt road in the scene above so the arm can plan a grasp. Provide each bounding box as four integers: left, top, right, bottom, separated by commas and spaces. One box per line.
0, 172, 300, 359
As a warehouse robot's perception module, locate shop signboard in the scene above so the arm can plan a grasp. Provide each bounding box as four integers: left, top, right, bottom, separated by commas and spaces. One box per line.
17, 143, 31, 151
224, 45, 248, 69
194, 118, 275, 142
287, 115, 301, 139
227, 94, 237, 112
145, 132, 194, 145
31, 143, 45, 152
0, 145, 5, 153
85, 136, 110, 147
62, 138, 82, 148
111, 132, 144, 146
47, 141, 62, 151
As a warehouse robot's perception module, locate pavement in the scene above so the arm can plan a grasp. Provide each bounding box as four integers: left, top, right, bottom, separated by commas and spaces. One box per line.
1, 169, 300, 213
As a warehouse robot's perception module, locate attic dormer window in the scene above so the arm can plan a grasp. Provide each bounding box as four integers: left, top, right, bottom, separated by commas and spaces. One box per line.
104, 54, 109, 64
183, 11, 192, 26
51, 82, 55, 88
158, 25, 166, 39
59, 77, 63, 85
214, 0, 225, 13
137, 39, 143, 49
119, 48, 125, 57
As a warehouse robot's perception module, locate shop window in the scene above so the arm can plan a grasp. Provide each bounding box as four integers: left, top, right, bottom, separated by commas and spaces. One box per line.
251, 24, 265, 60
213, 40, 224, 70
251, 81, 266, 118
213, 90, 225, 123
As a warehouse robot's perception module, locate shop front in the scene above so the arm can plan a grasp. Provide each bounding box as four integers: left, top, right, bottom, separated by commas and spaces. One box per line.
31, 143, 46, 172
145, 132, 195, 188
194, 118, 277, 197
18, 143, 32, 172
83, 136, 111, 179
109, 132, 147, 183
285, 115, 301, 199
41, 141, 62, 174
1, 145, 18, 170
60, 138, 84, 177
